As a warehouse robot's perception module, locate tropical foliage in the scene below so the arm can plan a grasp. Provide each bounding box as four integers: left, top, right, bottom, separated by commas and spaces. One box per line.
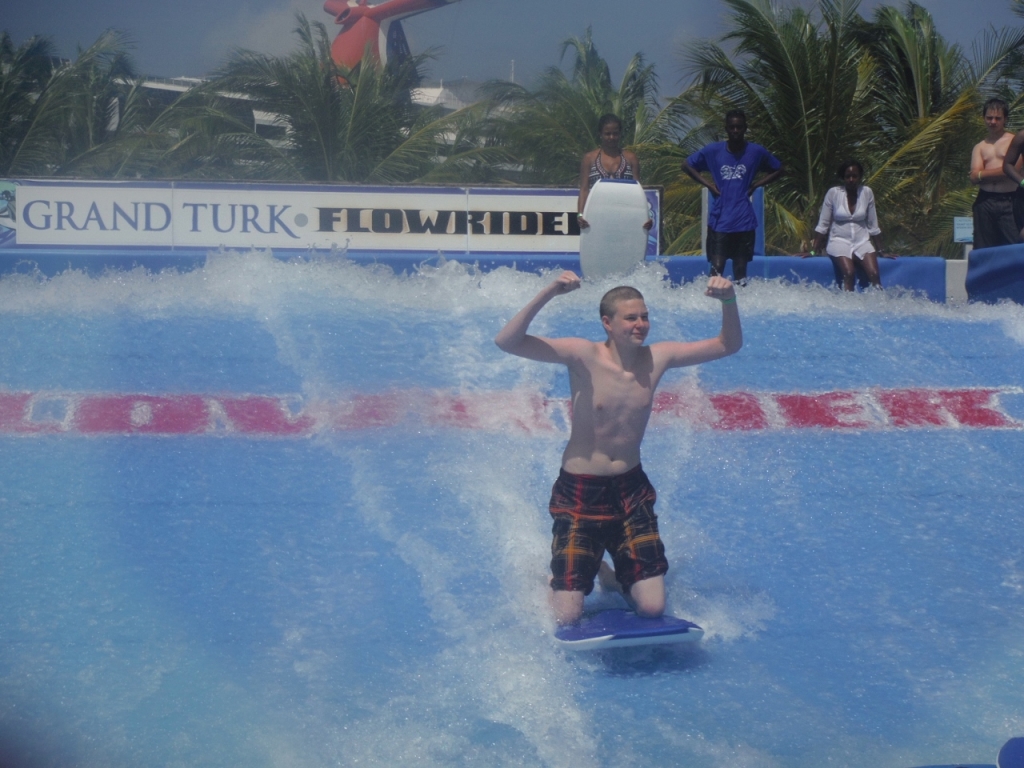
0, 30, 143, 177
0, 32, 56, 176
208, 16, 428, 182
0, 29, 229, 179
479, 29, 662, 184
0, 16, 503, 184
5, 0, 1024, 254
204, 15, 514, 184
680, 0, 1024, 255
478, 29, 702, 249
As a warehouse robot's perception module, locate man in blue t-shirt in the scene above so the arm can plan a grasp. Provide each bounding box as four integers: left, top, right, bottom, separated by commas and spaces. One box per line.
683, 110, 784, 282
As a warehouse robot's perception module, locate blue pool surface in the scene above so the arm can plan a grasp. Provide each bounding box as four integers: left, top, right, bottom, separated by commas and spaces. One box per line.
1, 251, 1024, 767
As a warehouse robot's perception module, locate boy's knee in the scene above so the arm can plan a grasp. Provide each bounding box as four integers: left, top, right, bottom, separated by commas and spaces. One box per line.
628, 580, 665, 618
633, 596, 665, 618
551, 589, 585, 625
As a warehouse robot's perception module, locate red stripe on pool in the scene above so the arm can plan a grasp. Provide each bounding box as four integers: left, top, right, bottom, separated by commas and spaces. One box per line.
0, 387, 1019, 436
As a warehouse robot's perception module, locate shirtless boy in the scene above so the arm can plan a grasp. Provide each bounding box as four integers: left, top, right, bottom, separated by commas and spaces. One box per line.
494, 272, 742, 624
971, 98, 1023, 248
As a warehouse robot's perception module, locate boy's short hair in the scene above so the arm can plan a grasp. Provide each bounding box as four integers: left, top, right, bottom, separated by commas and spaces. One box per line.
600, 286, 645, 319
725, 109, 747, 124
983, 98, 1009, 118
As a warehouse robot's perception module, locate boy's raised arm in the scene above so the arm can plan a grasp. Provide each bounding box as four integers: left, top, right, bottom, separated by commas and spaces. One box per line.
655, 276, 743, 369
495, 271, 582, 363
709, 277, 743, 356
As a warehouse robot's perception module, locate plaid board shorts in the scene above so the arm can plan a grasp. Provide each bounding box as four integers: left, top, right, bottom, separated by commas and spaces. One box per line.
548, 464, 669, 594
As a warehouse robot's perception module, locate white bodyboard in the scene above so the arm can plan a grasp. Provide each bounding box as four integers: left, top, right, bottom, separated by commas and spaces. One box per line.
580, 179, 649, 279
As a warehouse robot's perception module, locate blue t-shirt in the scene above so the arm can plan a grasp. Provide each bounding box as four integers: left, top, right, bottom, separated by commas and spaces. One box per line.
687, 141, 782, 233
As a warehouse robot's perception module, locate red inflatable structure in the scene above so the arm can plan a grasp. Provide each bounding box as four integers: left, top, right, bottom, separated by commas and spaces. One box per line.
323, 0, 459, 72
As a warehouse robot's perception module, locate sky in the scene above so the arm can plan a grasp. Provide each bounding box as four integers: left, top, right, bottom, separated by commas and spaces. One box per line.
3, 0, 1023, 90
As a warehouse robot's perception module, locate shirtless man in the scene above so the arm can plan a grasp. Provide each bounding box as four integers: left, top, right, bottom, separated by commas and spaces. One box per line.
494, 272, 742, 624
972, 98, 1024, 248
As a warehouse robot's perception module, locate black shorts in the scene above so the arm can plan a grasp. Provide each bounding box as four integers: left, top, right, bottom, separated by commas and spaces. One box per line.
706, 228, 756, 262
973, 189, 1024, 250
548, 464, 669, 594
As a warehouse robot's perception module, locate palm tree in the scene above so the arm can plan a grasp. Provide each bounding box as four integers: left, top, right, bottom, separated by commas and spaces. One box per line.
479, 28, 694, 250
0, 32, 58, 176
0, 27, 260, 180
0, 30, 152, 178
679, 0, 1024, 256
859, 3, 1024, 254
863, 4, 971, 252
480, 28, 667, 185
78, 80, 276, 180
205, 14, 492, 184
681, 0, 880, 252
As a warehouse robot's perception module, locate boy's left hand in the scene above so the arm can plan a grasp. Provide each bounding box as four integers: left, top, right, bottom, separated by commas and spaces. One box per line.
705, 276, 736, 301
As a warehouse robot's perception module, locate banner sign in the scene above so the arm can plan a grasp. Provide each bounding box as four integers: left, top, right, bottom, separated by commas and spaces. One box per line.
0, 179, 660, 257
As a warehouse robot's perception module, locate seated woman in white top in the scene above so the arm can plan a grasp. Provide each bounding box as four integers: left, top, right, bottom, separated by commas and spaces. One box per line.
807, 160, 894, 290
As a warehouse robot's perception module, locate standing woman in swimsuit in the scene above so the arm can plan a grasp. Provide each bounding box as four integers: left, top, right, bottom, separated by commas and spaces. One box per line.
577, 114, 650, 230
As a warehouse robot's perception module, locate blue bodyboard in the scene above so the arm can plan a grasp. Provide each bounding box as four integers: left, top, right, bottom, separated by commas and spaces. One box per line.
554, 609, 703, 651
907, 737, 1023, 768
999, 738, 1024, 768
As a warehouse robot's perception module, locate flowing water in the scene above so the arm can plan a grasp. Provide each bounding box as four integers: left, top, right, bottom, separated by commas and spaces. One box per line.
1, 251, 1023, 767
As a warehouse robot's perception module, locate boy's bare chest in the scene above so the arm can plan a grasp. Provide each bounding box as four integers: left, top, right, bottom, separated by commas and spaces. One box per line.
588, 365, 655, 412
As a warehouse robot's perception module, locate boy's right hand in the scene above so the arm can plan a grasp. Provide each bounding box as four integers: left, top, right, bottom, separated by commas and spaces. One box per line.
553, 271, 581, 294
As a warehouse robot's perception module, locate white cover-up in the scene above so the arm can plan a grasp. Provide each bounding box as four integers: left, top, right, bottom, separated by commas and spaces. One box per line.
814, 185, 882, 260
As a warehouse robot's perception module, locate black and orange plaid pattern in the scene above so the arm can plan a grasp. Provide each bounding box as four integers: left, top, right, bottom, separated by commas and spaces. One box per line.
548, 464, 668, 594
